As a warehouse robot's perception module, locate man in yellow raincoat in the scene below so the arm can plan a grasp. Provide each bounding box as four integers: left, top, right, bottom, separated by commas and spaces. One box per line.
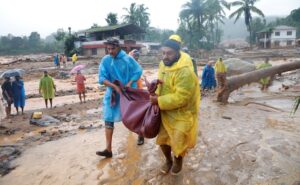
72, 53, 78, 66
169, 34, 198, 76
214, 57, 227, 102
150, 38, 200, 175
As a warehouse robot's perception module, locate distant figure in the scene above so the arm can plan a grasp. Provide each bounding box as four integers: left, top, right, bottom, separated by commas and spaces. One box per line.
201, 61, 216, 90
129, 49, 144, 145
96, 38, 142, 158
72, 53, 78, 66
257, 57, 272, 90
53, 53, 60, 69
214, 57, 227, 102
60, 54, 67, 68
12, 76, 26, 115
75, 70, 86, 103
39, 71, 56, 108
1, 77, 13, 118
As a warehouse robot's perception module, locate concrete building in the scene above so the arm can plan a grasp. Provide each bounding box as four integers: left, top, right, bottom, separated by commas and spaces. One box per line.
257, 25, 297, 48
76, 23, 145, 57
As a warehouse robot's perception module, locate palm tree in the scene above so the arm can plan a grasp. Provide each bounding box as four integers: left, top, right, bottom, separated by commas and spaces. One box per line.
181, 0, 206, 35
229, 0, 264, 47
123, 3, 150, 29
123, 3, 138, 25
137, 4, 150, 29
105, 13, 118, 26
205, 0, 230, 46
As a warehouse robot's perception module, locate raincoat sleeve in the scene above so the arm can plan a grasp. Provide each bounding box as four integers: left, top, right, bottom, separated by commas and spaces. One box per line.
39, 79, 42, 91
202, 67, 207, 79
128, 57, 143, 82
158, 67, 196, 111
98, 57, 110, 85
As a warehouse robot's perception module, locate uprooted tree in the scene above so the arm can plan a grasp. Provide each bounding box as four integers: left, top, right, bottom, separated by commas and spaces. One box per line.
218, 60, 300, 103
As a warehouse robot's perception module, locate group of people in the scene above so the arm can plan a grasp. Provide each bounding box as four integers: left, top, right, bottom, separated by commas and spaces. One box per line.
1, 68, 87, 118
96, 35, 200, 175
1, 33, 274, 176
201, 57, 227, 95
53, 53, 78, 69
1, 76, 26, 118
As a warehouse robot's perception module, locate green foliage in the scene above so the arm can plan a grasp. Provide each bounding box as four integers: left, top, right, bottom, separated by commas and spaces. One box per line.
122, 3, 150, 40
267, 7, 300, 38
54, 28, 66, 41
0, 29, 76, 55
249, 17, 266, 43
0, 32, 60, 55
229, 0, 264, 46
144, 27, 175, 43
291, 96, 300, 116
178, 0, 229, 49
105, 13, 118, 26
91, 23, 99, 29
64, 34, 77, 56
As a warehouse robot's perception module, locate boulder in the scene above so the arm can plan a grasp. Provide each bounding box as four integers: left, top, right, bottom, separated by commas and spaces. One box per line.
224, 58, 256, 76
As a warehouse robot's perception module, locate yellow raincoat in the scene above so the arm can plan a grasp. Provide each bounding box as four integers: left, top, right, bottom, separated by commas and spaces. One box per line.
214, 59, 227, 73
257, 63, 272, 85
72, 53, 78, 64
156, 52, 200, 157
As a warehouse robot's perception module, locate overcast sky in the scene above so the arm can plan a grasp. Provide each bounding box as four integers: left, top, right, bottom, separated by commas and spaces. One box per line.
0, 0, 299, 38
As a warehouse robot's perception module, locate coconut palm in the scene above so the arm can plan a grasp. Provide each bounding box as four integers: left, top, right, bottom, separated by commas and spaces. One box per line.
123, 3, 138, 25
105, 13, 118, 26
181, 0, 207, 34
123, 3, 150, 29
205, 0, 230, 46
229, 0, 264, 46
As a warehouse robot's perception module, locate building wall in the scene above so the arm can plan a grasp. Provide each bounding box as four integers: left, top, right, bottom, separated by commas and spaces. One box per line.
83, 49, 92, 57
270, 29, 296, 48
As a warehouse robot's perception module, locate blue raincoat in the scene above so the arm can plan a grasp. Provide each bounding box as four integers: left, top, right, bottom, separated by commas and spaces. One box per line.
54, 54, 59, 66
201, 64, 216, 90
12, 80, 26, 107
98, 50, 142, 122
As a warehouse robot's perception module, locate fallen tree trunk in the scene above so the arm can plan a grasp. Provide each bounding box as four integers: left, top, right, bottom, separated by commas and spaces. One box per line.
218, 60, 300, 103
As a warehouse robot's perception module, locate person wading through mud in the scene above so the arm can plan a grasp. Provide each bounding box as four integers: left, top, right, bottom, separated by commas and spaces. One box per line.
214, 57, 227, 102
257, 57, 273, 91
75, 70, 86, 103
1, 77, 14, 119
150, 38, 200, 175
128, 49, 145, 145
12, 75, 26, 114
96, 38, 142, 158
39, 71, 56, 108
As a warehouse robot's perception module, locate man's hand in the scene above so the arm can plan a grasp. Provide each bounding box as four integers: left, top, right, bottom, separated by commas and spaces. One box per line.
149, 95, 158, 105
113, 84, 122, 94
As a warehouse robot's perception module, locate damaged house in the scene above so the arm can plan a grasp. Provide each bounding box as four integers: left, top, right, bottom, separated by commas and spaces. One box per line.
257, 25, 297, 49
76, 23, 145, 57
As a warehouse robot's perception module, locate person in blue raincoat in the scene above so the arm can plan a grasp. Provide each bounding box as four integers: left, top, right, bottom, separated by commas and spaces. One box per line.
201, 61, 216, 90
53, 53, 60, 68
12, 75, 26, 114
96, 38, 142, 158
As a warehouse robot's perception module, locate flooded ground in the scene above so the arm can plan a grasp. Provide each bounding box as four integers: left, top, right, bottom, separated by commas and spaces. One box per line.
0, 54, 300, 185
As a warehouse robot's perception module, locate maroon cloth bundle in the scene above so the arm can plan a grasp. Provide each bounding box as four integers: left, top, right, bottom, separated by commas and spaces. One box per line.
113, 80, 162, 138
